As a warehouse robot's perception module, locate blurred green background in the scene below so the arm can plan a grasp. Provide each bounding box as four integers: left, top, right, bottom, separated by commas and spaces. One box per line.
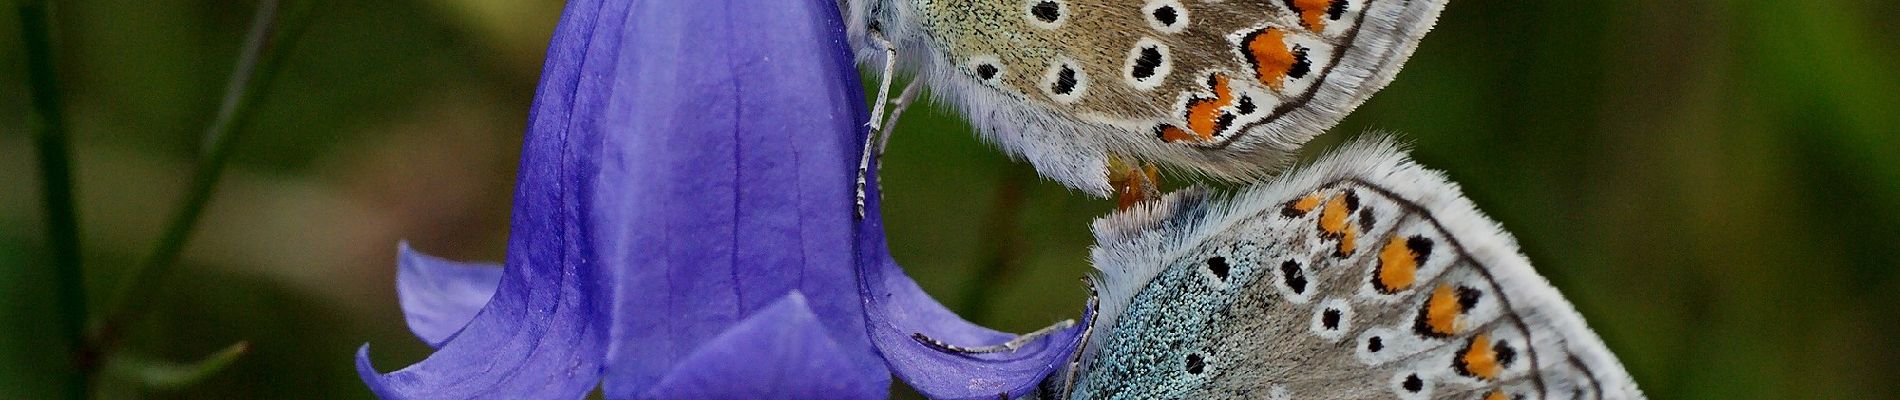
3, 0, 1897, 398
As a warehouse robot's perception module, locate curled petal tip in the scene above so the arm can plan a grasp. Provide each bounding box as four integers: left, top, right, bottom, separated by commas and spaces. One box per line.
858, 199, 1092, 399
396, 243, 503, 348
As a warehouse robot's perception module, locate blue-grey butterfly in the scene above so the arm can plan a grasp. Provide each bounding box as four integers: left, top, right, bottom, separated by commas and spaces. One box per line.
840, 0, 1446, 197
1046, 137, 1644, 399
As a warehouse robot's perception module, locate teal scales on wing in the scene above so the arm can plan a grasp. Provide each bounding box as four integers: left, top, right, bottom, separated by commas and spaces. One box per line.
1059, 138, 1644, 399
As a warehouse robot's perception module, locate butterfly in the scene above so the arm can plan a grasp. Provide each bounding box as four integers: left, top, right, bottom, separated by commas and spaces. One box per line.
840, 0, 1447, 197
1040, 137, 1645, 399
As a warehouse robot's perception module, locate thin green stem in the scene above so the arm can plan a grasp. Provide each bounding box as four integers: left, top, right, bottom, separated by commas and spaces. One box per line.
103, 341, 252, 390
92, 0, 314, 355
16, 1, 90, 398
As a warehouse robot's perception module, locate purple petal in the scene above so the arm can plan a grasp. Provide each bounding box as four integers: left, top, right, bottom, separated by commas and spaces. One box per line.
356, 0, 621, 396
395, 243, 503, 348
638, 293, 887, 400
592, 0, 888, 397
857, 161, 1094, 398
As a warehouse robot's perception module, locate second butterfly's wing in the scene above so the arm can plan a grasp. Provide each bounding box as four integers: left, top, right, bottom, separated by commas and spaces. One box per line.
899, 0, 1445, 194
1067, 137, 1643, 399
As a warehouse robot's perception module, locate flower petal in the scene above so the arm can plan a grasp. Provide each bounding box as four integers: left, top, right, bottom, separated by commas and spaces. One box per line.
857, 165, 1095, 399
356, 0, 621, 397
591, 0, 888, 397
637, 293, 887, 400
395, 243, 502, 348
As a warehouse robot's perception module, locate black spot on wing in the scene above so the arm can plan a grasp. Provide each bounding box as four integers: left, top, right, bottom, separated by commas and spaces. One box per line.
1031, 1, 1062, 23
1280, 259, 1307, 294
1053, 65, 1078, 95
1402, 374, 1424, 392
1456, 286, 1483, 310
1132, 46, 1164, 80
1495, 340, 1518, 367
1408, 236, 1435, 264
1206, 257, 1230, 280
1288, 45, 1313, 79
1280, 199, 1307, 218
1151, 5, 1178, 27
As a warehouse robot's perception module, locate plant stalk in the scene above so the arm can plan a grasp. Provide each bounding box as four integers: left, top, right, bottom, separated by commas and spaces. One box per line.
16, 0, 90, 397
91, 0, 310, 358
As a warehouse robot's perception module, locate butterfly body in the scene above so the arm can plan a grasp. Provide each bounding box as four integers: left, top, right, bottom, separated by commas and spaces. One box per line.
1065, 137, 1645, 399
840, 0, 1446, 195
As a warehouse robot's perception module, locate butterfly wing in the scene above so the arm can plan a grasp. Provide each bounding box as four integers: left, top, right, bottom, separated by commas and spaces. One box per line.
885, 0, 1446, 194
1070, 137, 1643, 399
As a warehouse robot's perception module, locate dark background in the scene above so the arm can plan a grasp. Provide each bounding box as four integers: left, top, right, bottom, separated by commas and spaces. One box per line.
3, 0, 1897, 398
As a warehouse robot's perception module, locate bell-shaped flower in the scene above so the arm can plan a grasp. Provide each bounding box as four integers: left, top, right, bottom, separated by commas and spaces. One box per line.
354, 0, 1093, 398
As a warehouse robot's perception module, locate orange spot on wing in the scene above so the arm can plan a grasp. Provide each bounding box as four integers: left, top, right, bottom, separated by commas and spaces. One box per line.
1337, 223, 1358, 257
1184, 75, 1235, 139
1157, 125, 1199, 143
1375, 236, 1420, 292
1425, 284, 1462, 336
1484, 390, 1509, 400
1293, 0, 1334, 31
1290, 193, 1322, 214
1319, 193, 1350, 236
1245, 28, 1298, 90
1459, 334, 1503, 380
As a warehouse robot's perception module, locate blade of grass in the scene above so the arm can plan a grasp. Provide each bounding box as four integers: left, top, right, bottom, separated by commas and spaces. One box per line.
91, 0, 318, 356
16, 0, 88, 398
103, 342, 251, 390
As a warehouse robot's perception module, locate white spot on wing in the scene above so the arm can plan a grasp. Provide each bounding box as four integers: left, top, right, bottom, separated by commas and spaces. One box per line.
1024, 0, 1069, 30
1041, 58, 1089, 104
1142, 0, 1189, 34
1311, 298, 1353, 341
1391, 370, 1434, 400
1123, 38, 1172, 91
966, 54, 1005, 84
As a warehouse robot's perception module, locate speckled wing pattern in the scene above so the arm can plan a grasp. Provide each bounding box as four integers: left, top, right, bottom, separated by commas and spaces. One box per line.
1062, 137, 1643, 399
872, 0, 1445, 194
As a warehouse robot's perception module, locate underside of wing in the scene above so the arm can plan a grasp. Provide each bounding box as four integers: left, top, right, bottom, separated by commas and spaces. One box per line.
900, 0, 1448, 195
1073, 136, 1643, 399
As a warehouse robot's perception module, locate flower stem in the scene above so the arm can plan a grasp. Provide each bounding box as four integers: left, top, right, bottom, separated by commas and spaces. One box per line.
91, 0, 313, 357
16, 1, 89, 397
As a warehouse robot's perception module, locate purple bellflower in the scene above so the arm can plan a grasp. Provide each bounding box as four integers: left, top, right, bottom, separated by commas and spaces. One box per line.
354, 0, 1092, 399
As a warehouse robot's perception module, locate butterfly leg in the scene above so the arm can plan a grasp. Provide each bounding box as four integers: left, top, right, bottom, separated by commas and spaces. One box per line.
913, 278, 1101, 356
866, 33, 899, 132
855, 126, 879, 218
911, 319, 1077, 354
873, 78, 923, 172
857, 30, 899, 218
1107, 156, 1163, 210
